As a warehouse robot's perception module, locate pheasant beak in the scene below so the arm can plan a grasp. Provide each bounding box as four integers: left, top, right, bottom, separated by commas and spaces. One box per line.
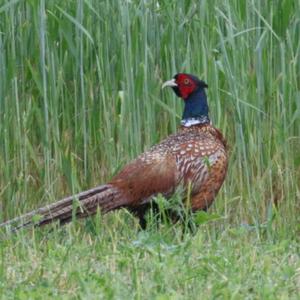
162, 78, 177, 89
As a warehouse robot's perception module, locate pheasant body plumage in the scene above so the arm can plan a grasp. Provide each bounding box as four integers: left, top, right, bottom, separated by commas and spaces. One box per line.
112, 124, 227, 209
1, 73, 228, 231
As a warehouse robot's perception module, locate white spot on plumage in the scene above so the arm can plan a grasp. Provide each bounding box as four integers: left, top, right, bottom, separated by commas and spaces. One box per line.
208, 151, 223, 165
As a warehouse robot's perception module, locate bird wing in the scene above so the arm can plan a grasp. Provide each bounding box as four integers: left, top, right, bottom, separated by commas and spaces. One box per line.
110, 151, 177, 206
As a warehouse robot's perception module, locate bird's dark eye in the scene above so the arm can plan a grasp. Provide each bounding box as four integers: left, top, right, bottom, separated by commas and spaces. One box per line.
184, 78, 190, 84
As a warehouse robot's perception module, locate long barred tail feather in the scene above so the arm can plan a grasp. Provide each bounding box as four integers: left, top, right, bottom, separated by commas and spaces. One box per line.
0, 184, 126, 231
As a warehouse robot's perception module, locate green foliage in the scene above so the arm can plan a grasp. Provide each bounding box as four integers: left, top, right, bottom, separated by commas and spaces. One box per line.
0, 0, 299, 298
194, 211, 222, 225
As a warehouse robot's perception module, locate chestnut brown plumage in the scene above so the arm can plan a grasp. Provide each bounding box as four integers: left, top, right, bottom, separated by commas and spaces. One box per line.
0, 74, 228, 231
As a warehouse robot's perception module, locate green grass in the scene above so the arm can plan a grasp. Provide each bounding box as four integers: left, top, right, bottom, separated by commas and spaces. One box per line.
0, 0, 299, 298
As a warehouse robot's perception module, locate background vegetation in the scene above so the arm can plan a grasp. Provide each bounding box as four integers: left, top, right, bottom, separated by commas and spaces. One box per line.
0, 0, 299, 298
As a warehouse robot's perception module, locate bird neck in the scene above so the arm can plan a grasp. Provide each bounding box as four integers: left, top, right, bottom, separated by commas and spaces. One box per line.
181, 88, 210, 127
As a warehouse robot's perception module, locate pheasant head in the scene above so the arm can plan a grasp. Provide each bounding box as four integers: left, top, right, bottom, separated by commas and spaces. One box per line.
163, 73, 210, 126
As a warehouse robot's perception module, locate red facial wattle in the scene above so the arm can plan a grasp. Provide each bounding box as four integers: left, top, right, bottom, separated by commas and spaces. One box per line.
175, 74, 197, 100
178, 82, 197, 99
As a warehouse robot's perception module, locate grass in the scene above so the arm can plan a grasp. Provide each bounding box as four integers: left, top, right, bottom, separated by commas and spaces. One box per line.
1, 220, 299, 299
0, 0, 299, 298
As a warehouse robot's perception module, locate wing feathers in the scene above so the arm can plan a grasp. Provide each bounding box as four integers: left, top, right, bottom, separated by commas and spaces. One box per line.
110, 153, 177, 205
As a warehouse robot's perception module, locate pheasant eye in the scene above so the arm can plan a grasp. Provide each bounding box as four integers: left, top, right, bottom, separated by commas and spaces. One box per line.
183, 78, 190, 84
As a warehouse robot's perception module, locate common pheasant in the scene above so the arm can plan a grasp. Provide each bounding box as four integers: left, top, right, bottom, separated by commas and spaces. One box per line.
1, 73, 228, 231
